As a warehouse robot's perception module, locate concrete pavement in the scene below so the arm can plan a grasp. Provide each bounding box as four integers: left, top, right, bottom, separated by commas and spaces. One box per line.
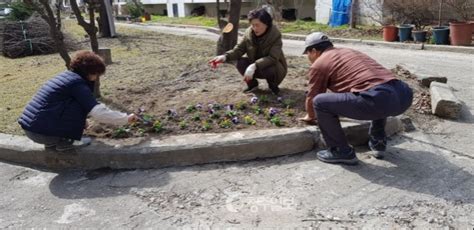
0, 22, 473, 228
1, 129, 472, 228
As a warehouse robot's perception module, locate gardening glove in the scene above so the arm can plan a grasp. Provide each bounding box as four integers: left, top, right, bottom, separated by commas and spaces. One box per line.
243, 63, 257, 82
214, 55, 226, 63
209, 55, 226, 68
128, 113, 139, 124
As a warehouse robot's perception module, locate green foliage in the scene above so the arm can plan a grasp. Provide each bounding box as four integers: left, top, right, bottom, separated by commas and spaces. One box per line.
179, 120, 187, 129
225, 110, 238, 118
235, 101, 248, 110
210, 112, 220, 119
7, 2, 34, 21
243, 115, 256, 125
253, 106, 263, 115
284, 108, 295, 117
270, 116, 284, 127
150, 15, 217, 27
192, 113, 201, 121
125, 1, 143, 18
113, 127, 130, 138
137, 128, 146, 136
186, 105, 196, 113
258, 95, 269, 104
282, 98, 296, 108
280, 20, 331, 33
152, 120, 163, 133
201, 121, 212, 131
219, 119, 233, 129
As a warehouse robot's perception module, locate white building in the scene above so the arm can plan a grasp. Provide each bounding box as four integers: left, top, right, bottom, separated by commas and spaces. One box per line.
136, 0, 316, 20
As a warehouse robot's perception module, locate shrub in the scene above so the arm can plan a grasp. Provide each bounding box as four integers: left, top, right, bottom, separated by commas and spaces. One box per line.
7, 2, 34, 21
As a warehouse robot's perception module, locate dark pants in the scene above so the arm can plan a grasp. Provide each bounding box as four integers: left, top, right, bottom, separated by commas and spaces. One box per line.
236, 58, 282, 92
313, 79, 413, 148
24, 130, 73, 148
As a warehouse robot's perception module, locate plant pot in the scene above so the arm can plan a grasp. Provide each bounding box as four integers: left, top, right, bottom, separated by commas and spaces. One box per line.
413, 30, 428, 43
383, 25, 398, 42
470, 21, 474, 38
449, 22, 471, 46
398, 24, 413, 42
143, 13, 151, 21
432, 26, 450, 45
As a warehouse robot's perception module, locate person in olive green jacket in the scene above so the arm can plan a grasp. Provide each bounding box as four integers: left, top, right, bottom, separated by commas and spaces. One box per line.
209, 8, 288, 95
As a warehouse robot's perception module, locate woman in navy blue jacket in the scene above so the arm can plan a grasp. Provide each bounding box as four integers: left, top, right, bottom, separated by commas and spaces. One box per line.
18, 51, 137, 151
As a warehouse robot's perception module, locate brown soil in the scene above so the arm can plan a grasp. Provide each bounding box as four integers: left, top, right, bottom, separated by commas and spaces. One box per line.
84, 28, 435, 139
85, 29, 310, 138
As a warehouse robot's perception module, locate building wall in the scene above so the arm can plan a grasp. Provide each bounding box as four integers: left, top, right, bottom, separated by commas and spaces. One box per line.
315, 0, 331, 24
280, 0, 315, 19
143, 4, 168, 15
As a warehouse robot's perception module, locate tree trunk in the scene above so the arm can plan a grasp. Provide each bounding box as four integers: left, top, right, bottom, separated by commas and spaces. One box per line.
99, 0, 111, 37
216, 0, 241, 55
350, 0, 357, 28
26, 0, 71, 68
70, 0, 101, 97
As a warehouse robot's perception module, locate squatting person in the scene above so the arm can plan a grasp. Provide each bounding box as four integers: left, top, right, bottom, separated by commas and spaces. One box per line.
209, 8, 287, 95
18, 51, 138, 151
299, 32, 413, 164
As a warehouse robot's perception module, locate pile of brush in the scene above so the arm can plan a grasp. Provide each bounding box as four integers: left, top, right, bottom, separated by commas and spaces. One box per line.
1, 15, 77, 58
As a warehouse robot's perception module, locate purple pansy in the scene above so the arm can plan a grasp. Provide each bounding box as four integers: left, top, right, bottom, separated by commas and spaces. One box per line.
250, 96, 258, 104
269, 107, 279, 117
167, 109, 178, 117
231, 117, 239, 124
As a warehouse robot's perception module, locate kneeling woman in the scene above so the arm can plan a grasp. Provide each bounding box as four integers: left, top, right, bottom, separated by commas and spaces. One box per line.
209, 8, 287, 95
18, 51, 138, 151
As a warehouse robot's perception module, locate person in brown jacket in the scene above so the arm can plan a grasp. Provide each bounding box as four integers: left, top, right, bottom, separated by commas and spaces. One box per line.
209, 8, 287, 95
300, 32, 413, 165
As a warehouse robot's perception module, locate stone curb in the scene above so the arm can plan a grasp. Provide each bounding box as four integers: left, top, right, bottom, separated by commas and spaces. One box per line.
125, 22, 474, 54
0, 117, 403, 170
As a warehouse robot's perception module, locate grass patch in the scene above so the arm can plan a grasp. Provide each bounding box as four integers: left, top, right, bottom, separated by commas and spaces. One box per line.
150, 15, 217, 27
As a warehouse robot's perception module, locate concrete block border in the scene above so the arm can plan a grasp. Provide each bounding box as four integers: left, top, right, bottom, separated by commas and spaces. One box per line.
0, 117, 403, 170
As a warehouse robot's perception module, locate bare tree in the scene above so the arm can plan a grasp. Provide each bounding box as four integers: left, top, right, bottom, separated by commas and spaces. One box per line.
350, 0, 357, 28
24, 0, 71, 67
70, 0, 100, 53
70, 0, 102, 97
216, 0, 241, 55
445, 0, 474, 21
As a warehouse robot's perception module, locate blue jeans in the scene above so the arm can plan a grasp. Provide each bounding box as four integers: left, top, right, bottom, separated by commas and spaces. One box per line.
313, 79, 413, 148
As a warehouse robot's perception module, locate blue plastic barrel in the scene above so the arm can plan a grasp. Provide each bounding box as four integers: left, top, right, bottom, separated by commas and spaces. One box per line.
432, 26, 450, 45
398, 24, 413, 42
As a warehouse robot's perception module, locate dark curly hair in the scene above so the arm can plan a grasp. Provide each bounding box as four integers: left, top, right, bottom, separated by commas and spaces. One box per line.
248, 8, 273, 28
69, 50, 106, 79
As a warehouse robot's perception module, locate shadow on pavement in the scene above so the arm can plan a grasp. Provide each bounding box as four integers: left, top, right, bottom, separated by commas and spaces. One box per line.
49, 168, 170, 199
344, 144, 474, 204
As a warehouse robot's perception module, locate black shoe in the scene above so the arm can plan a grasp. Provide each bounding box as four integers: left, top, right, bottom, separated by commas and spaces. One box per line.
270, 86, 280, 96
368, 137, 387, 159
243, 84, 258, 93
316, 147, 358, 165
44, 144, 56, 151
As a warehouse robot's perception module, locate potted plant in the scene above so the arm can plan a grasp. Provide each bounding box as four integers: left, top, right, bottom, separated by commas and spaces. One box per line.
446, 0, 474, 46
383, 16, 399, 42
431, 0, 450, 45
